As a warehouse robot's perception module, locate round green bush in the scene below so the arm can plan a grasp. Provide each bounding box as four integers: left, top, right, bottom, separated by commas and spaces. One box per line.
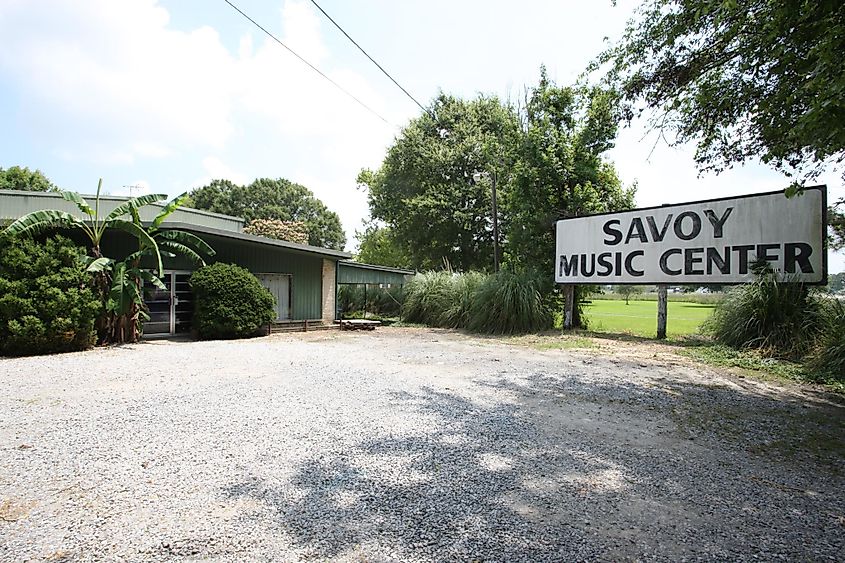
0, 236, 100, 356
190, 263, 275, 339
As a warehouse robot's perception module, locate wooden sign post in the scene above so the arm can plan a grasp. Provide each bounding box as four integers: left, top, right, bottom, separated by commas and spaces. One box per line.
656, 285, 668, 339
563, 285, 575, 329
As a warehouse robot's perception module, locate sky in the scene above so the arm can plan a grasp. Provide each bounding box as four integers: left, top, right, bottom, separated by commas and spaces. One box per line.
1, 0, 842, 272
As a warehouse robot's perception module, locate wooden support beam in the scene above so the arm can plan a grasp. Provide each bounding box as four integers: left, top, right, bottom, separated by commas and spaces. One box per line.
563, 285, 575, 330
656, 285, 668, 339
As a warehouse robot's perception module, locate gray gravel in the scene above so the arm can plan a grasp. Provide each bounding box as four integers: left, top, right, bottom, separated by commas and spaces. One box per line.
1, 328, 843, 562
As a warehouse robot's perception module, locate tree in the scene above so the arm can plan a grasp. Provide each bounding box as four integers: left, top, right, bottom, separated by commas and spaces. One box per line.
0, 166, 57, 192
506, 69, 635, 275
354, 222, 411, 268
188, 178, 346, 250
615, 285, 643, 305
827, 272, 845, 294
598, 1, 845, 186
358, 93, 520, 272
830, 204, 845, 251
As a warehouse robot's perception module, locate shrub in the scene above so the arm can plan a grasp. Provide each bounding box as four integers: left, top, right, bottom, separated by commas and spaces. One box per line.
805, 299, 845, 380
703, 267, 827, 359
467, 270, 552, 334
0, 236, 100, 356
190, 263, 275, 339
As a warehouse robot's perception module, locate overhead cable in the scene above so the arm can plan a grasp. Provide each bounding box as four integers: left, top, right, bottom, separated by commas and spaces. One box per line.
308, 0, 432, 117
222, 0, 391, 125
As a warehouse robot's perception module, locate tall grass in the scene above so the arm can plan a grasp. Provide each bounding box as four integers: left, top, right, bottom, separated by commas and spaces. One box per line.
401, 271, 454, 326
401, 270, 552, 334
467, 270, 552, 334
440, 271, 486, 328
806, 299, 845, 379
703, 269, 827, 359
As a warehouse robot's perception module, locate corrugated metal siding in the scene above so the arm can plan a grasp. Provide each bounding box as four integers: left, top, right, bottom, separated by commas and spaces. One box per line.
202, 235, 325, 320
338, 263, 411, 285
0, 190, 243, 232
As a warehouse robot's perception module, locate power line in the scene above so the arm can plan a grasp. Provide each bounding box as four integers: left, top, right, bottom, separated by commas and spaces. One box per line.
308, 0, 431, 117
222, 0, 391, 125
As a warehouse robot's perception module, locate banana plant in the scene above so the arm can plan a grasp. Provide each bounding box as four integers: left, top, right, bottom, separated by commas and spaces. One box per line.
3, 178, 166, 275
1, 179, 213, 343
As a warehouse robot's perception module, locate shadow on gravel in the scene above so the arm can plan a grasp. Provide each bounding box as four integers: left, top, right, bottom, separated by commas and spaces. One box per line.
221, 373, 845, 560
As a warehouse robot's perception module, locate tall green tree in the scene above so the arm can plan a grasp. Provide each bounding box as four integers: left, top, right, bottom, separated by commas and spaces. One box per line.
188, 178, 346, 250
506, 70, 635, 275
598, 0, 845, 185
0, 166, 57, 192
354, 222, 411, 268
358, 93, 520, 272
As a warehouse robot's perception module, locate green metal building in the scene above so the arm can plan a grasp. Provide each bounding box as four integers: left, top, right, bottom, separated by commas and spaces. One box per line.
0, 189, 413, 336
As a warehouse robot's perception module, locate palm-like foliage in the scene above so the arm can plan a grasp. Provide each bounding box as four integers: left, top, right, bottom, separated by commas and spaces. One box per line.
4, 180, 166, 274
1, 179, 214, 343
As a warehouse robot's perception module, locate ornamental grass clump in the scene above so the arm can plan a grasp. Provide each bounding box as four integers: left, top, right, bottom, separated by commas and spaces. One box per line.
439, 271, 486, 328
401, 271, 454, 326
467, 270, 552, 335
703, 265, 826, 359
805, 299, 845, 381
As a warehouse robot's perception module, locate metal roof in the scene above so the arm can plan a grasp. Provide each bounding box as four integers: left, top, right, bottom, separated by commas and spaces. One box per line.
338, 261, 415, 275
162, 222, 352, 259
0, 189, 245, 232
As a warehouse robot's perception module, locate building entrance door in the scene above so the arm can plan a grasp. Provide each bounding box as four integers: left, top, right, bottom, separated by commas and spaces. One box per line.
256, 274, 291, 321
143, 271, 193, 335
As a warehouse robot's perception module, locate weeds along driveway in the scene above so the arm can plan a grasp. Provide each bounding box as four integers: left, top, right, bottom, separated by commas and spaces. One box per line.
0, 328, 843, 562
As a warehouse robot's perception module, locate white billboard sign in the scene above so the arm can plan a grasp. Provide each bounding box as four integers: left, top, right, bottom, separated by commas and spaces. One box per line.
555, 187, 826, 285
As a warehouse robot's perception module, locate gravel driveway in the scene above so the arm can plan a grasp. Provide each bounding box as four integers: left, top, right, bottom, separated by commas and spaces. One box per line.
1, 328, 843, 562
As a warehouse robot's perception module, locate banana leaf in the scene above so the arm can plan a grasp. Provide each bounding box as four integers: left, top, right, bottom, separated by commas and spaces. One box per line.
2, 209, 88, 238
105, 193, 167, 222
150, 192, 190, 231
109, 220, 164, 277
60, 191, 94, 216
156, 229, 215, 257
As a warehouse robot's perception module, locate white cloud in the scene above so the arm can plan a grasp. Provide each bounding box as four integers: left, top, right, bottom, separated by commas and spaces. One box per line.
193, 156, 248, 189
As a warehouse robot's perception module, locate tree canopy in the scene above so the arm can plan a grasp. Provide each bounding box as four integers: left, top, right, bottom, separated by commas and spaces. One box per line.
354, 222, 411, 269
188, 178, 346, 250
506, 70, 635, 275
359, 73, 633, 279
358, 93, 520, 272
598, 0, 845, 185
0, 166, 57, 192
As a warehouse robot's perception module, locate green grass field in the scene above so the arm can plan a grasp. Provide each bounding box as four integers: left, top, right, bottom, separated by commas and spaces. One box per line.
584, 299, 716, 338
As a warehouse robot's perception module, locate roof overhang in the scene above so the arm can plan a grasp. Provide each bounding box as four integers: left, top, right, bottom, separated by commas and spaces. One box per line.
162, 222, 352, 259
338, 261, 416, 275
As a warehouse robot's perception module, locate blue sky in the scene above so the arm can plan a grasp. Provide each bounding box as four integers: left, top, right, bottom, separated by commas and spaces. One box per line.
1, 0, 842, 272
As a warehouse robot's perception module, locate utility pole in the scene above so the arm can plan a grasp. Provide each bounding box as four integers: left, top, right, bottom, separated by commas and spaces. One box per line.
491, 169, 500, 273
473, 169, 501, 273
